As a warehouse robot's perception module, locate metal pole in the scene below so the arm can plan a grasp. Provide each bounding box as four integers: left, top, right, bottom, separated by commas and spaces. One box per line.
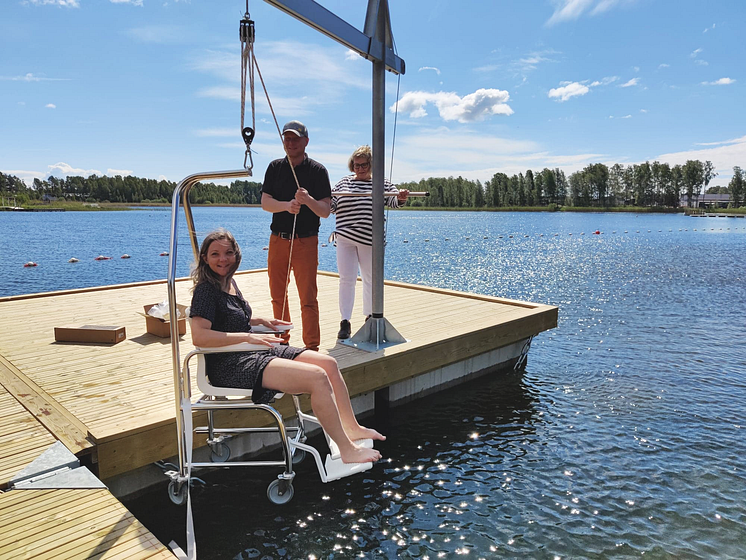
167, 169, 250, 476
371, 14, 385, 322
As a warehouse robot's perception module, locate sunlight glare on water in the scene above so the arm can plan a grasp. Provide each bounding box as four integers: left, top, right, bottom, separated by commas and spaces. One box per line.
3, 208, 745, 558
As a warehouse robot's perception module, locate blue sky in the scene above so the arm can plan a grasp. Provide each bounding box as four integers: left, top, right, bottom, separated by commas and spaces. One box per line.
1, 0, 743, 189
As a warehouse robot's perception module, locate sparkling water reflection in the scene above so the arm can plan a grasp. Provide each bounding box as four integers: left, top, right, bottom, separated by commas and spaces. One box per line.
3, 209, 745, 558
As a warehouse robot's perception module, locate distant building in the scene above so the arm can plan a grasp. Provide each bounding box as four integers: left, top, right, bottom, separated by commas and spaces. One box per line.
679, 193, 731, 208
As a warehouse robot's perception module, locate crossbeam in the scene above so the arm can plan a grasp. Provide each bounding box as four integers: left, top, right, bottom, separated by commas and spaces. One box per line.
263, 0, 404, 74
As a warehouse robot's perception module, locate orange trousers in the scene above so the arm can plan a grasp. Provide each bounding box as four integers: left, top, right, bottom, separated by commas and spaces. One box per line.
267, 234, 320, 351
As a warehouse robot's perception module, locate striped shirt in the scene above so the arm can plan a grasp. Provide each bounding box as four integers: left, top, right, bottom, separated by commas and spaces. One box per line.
331, 175, 400, 246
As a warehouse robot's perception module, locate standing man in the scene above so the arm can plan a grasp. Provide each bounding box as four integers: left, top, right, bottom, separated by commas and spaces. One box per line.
261, 121, 331, 351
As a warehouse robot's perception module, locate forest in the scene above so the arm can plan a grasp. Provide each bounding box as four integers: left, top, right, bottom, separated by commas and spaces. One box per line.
1, 159, 744, 209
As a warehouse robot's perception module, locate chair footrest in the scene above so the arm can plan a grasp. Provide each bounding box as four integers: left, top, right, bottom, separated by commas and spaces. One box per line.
323, 455, 373, 482
327, 438, 373, 461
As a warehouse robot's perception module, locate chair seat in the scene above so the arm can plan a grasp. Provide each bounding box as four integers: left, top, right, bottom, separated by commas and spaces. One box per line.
195, 343, 283, 399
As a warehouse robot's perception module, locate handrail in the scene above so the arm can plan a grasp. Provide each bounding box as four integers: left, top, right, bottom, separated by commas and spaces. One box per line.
166, 169, 251, 475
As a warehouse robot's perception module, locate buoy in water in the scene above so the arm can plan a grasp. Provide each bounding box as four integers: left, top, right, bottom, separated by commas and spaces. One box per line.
262, 246, 268, 251
593, 230, 601, 235
320, 243, 327, 247
160, 252, 169, 256
68, 257, 79, 263
121, 254, 130, 259
23, 261, 38, 267
94, 255, 111, 260
403, 240, 408, 243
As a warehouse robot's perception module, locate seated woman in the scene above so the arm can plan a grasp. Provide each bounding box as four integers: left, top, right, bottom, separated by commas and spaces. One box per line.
189, 229, 383, 464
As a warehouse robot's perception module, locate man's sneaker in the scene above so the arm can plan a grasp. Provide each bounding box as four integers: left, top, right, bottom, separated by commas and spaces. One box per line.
337, 320, 351, 339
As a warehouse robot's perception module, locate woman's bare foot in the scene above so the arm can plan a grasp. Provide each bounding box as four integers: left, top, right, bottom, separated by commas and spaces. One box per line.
345, 426, 386, 442
340, 444, 381, 464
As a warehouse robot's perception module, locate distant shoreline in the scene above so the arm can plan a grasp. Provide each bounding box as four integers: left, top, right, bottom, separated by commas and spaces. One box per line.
5, 201, 744, 216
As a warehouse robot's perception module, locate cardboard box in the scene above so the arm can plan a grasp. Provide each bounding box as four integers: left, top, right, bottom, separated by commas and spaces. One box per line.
55, 325, 126, 345
142, 303, 188, 338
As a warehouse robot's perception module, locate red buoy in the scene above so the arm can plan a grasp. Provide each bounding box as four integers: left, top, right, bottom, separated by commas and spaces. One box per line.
160, 252, 169, 256
594, 230, 601, 235
94, 255, 112, 260
23, 261, 38, 267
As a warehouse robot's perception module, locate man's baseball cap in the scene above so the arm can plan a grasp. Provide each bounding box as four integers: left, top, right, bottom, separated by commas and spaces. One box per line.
282, 120, 308, 138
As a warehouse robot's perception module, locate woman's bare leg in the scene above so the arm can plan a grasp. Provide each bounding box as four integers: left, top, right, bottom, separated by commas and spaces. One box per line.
262, 358, 381, 464
294, 351, 385, 442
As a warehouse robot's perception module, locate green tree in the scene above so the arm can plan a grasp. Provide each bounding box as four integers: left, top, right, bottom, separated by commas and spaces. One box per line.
729, 166, 744, 207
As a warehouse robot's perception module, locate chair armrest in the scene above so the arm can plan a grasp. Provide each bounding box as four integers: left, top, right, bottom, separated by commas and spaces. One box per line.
251, 323, 294, 334
195, 342, 272, 353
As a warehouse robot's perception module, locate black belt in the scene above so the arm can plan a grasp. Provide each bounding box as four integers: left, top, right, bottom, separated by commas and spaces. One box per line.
272, 231, 317, 240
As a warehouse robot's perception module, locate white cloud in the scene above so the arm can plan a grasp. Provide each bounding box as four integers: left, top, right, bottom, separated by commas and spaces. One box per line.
690, 48, 703, 58
393, 89, 513, 123
546, 0, 636, 26
48, 162, 102, 178
23, 0, 79, 6
620, 77, 639, 87
702, 77, 735, 86
0, 73, 67, 82
589, 76, 619, 86
658, 63, 670, 69
694, 59, 709, 66
703, 23, 716, 33
344, 49, 361, 61
158, 175, 169, 182
111, 0, 143, 5
45, 103, 56, 109
107, 168, 133, 176
621, 114, 632, 119
418, 66, 441, 75
125, 25, 185, 43
655, 136, 746, 186
190, 40, 368, 118
548, 82, 589, 102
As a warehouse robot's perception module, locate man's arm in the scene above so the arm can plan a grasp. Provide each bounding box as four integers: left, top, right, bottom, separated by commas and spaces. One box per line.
262, 192, 301, 214
294, 188, 330, 218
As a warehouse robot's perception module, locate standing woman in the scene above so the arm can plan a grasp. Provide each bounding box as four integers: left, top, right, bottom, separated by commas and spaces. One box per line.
189, 229, 383, 464
331, 146, 409, 339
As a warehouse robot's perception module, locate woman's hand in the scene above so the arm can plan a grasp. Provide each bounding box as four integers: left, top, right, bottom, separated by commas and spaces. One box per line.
246, 333, 280, 347
397, 188, 410, 203
250, 317, 292, 330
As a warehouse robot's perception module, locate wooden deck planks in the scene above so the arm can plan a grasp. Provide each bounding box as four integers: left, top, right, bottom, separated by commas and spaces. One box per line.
0, 384, 57, 488
0, 270, 557, 481
0, 488, 174, 559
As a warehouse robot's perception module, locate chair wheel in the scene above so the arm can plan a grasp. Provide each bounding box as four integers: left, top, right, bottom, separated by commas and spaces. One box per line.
267, 479, 294, 505
210, 442, 231, 463
291, 448, 306, 465
167, 480, 187, 505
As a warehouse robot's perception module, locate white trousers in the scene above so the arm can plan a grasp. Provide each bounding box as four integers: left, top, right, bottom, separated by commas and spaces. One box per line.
336, 235, 373, 321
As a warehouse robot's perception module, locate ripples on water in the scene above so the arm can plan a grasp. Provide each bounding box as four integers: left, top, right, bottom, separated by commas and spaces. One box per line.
3, 209, 746, 558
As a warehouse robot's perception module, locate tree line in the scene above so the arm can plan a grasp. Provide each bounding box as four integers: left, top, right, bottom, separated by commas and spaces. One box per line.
1, 158, 744, 209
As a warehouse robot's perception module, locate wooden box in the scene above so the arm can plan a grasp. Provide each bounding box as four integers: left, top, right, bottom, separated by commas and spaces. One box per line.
54, 325, 126, 345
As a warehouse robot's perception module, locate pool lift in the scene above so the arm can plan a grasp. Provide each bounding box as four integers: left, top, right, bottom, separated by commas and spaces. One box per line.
164, 1, 405, 558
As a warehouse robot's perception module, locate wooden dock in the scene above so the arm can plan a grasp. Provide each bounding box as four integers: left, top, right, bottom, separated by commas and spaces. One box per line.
0, 488, 175, 559
0, 270, 557, 485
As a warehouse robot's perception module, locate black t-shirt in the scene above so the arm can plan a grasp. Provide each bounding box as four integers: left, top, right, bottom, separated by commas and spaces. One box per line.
261, 154, 332, 234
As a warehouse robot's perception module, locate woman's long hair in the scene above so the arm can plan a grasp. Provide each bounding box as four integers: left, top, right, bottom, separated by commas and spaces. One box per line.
191, 229, 242, 291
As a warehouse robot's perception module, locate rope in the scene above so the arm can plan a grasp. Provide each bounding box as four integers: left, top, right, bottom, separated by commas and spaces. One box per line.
384, 71, 403, 245
240, 3, 256, 172
251, 50, 302, 321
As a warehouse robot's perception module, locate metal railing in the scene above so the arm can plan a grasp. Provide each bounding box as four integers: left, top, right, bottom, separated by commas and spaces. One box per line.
166, 169, 251, 473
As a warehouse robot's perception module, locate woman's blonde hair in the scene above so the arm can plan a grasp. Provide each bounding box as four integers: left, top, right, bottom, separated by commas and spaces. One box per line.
347, 145, 372, 172
191, 229, 242, 291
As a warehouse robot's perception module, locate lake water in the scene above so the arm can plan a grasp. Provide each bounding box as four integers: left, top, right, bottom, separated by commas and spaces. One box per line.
2, 209, 746, 558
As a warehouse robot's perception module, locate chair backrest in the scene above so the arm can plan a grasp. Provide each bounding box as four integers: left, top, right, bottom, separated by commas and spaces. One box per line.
196, 354, 255, 397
